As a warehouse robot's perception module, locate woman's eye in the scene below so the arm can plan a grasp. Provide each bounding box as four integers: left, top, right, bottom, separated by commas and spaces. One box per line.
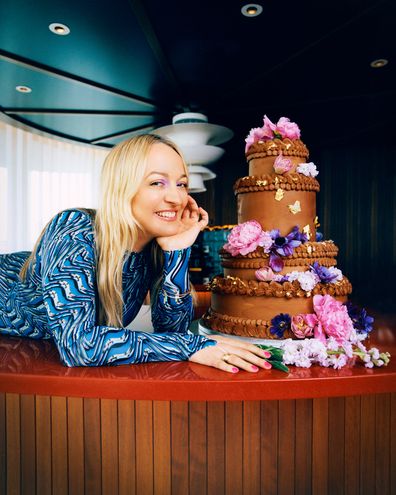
177, 182, 188, 188
150, 181, 165, 187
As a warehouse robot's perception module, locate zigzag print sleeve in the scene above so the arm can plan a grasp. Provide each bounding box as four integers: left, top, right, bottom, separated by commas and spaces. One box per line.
151, 249, 193, 334
40, 210, 214, 367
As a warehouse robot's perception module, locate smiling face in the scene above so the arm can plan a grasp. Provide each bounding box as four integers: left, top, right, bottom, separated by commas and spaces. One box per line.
131, 143, 189, 250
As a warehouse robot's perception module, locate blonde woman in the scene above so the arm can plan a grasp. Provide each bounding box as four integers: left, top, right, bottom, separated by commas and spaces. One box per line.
0, 134, 271, 372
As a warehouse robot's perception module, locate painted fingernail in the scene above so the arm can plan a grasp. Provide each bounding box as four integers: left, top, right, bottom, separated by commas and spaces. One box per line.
264, 351, 271, 358
232, 367, 239, 373
264, 361, 272, 369
251, 365, 259, 371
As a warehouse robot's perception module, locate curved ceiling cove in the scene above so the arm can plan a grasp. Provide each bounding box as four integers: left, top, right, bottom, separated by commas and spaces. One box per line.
0, 0, 395, 148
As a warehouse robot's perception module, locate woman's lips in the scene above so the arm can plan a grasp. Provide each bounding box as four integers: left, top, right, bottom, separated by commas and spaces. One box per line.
155, 211, 178, 221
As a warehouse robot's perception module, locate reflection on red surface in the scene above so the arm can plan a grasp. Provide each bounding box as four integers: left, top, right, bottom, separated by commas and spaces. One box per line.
0, 334, 395, 401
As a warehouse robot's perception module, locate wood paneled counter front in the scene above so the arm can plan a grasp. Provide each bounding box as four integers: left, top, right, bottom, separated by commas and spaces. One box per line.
0, 334, 395, 494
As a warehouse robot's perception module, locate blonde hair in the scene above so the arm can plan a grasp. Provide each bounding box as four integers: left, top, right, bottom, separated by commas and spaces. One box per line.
21, 134, 190, 327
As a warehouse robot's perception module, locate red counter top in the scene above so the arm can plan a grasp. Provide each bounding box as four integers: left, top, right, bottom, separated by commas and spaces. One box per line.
0, 335, 395, 401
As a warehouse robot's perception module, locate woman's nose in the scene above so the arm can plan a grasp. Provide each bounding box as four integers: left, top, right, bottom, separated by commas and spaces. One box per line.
164, 185, 183, 204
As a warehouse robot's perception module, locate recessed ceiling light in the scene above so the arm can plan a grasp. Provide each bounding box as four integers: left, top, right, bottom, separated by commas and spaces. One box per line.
16, 85, 32, 93
49, 23, 70, 35
241, 4, 263, 17
370, 58, 388, 68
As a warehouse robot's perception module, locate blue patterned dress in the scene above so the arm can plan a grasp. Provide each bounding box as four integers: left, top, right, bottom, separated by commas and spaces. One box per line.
0, 209, 215, 366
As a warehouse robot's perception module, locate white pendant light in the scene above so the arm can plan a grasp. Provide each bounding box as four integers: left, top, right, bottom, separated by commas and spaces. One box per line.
154, 112, 233, 193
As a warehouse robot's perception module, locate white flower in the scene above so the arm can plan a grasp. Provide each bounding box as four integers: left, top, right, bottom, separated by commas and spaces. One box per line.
288, 270, 319, 291
328, 266, 343, 282
296, 162, 319, 177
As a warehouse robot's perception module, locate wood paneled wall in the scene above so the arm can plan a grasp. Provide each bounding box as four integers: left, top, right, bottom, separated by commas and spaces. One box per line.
0, 393, 395, 495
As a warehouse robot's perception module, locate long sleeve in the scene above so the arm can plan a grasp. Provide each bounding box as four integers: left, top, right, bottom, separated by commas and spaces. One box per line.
151, 249, 193, 334
39, 210, 214, 367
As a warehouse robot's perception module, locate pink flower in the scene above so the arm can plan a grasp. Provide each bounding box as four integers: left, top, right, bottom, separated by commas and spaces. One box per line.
255, 266, 276, 282
275, 117, 301, 140
291, 314, 317, 339
313, 295, 354, 344
245, 127, 270, 152
223, 221, 273, 256
273, 153, 293, 174
262, 115, 277, 137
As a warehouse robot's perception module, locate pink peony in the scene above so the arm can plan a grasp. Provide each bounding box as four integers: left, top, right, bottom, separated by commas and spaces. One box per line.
245, 127, 269, 152
273, 153, 293, 174
255, 266, 276, 282
262, 115, 277, 137
313, 295, 354, 344
223, 221, 273, 256
275, 117, 301, 140
291, 314, 317, 339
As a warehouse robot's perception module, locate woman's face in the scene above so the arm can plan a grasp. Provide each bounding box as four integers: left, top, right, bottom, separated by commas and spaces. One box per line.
131, 143, 189, 248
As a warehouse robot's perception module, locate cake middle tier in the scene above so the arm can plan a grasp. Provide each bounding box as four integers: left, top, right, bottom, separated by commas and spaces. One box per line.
235, 174, 319, 237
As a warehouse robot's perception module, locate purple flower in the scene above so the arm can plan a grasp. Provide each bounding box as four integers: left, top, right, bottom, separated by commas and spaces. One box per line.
310, 262, 339, 283
268, 226, 308, 272
270, 313, 291, 338
345, 303, 374, 334
316, 231, 323, 241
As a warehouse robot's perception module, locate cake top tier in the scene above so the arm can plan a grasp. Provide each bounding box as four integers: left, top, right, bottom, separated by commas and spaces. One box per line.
245, 115, 308, 158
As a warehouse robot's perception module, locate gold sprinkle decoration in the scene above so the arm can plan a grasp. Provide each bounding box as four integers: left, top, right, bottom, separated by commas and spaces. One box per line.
306, 245, 313, 255
274, 177, 279, 187
303, 224, 312, 239
314, 216, 320, 228
275, 188, 284, 201
291, 176, 298, 182
256, 180, 268, 186
288, 200, 301, 215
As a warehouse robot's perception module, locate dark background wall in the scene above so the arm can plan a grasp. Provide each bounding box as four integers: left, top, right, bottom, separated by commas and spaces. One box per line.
195, 135, 396, 313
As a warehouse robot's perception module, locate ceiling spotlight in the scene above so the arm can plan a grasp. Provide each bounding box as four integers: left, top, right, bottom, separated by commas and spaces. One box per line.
370, 58, 388, 69
16, 85, 32, 93
49, 23, 71, 35
241, 4, 263, 17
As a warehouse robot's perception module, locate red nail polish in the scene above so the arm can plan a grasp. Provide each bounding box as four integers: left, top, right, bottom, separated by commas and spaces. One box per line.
232, 367, 239, 373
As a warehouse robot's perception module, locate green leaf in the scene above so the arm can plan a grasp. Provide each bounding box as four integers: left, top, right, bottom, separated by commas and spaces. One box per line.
269, 360, 289, 373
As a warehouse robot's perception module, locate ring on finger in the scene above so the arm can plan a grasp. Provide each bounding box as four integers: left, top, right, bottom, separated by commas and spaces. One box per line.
222, 353, 233, 364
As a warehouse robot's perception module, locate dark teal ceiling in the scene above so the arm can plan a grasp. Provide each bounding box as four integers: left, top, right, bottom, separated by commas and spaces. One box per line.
0, 0, 395, 148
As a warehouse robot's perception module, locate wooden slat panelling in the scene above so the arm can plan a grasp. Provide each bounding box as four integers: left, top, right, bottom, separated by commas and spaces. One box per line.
207, 401, 225, 495
51, 396, 68, 495
0, 393, 6, 495
83, 398, 102, 495
101, 399, 119, 495
375, 394, 391, 494
278, 399, 296, 495
360, 395, 376, 495
328, 397, 345, 494
312, 397, 328, 495
171, 401, 189, 495
118, 400, 136, 495
153, 401, 171, 495
20, 395, 36, 495
1, 393, 396, 494
36, 395, 51, 495
345, 395, 361, 495
243, 400, 260, 495
225, 401, 243, 495
261, 400, 278, 495
67, 397, 85, 495
295, 399, 312, 495
189, 401, 207, 495
135, 400, 154, 495
6, 393, 20, 495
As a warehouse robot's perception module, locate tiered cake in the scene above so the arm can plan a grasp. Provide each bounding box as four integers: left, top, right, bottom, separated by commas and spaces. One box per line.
203, 116, 353, 339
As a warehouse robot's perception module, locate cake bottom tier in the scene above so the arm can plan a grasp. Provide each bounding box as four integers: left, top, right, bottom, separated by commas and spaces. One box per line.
203, 293, 348, 339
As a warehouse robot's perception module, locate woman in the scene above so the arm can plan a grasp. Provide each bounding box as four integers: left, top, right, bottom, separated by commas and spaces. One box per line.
0, 134, 271, 372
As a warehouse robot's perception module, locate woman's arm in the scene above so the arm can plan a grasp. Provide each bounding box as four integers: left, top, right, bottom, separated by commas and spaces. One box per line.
40, 210, 215, 367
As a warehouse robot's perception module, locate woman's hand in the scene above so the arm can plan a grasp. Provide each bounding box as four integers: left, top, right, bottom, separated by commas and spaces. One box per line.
189, 335, 272, 373
156, 195, 209, 251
